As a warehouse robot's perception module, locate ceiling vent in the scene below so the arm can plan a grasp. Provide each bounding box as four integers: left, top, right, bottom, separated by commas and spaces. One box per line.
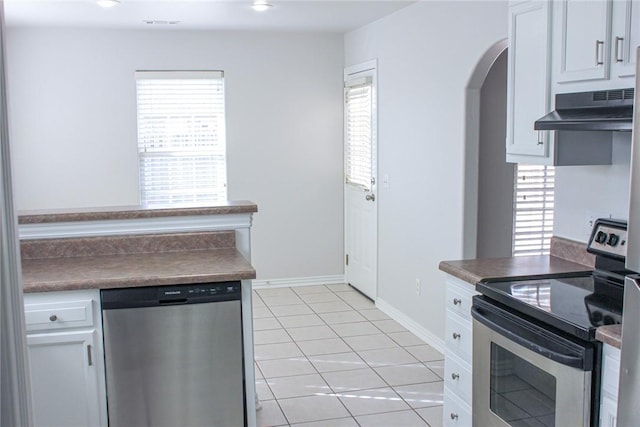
143, 20, 181, 25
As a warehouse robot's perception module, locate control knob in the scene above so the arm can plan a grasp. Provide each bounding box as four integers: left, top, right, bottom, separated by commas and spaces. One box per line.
595, 230, 608, 244
607, 233, 619, 246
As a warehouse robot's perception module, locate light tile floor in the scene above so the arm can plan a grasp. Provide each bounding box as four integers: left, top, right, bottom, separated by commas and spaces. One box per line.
253, 284, 444, 427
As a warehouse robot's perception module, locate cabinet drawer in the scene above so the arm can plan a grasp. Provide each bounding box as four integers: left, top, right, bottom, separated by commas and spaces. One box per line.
600, 395, 618, 427
445, 275, 478, 322
445, 313, 473, 363
25, 300, 94, 332
444, 387, 472, 427
446, 283, 475, 322
445, 353, 472, 406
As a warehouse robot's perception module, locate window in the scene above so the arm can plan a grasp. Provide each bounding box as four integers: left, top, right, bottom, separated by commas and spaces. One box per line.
344, 77, 373, 191
512, 165, 555, 256
135, 71, 227, 205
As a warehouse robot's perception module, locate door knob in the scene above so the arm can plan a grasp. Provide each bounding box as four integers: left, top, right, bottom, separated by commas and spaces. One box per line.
365, 194, 375, 202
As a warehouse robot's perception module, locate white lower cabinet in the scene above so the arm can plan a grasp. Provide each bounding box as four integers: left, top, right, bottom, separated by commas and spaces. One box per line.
599, 344, 620, 427
444, 275, 478, 427
444, 387, 472, 427
24, 290, 107, 427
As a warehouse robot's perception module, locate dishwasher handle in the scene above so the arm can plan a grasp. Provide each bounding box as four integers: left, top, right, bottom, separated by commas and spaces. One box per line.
159, 298, 188, 305
102, 281, 241, 310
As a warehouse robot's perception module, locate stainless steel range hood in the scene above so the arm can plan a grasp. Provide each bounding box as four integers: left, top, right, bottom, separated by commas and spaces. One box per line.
534, 88, 634, 132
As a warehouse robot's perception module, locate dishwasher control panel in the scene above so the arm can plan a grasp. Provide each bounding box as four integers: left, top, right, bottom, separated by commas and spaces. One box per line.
161, 282, 240, 300
101, 281, 241, 310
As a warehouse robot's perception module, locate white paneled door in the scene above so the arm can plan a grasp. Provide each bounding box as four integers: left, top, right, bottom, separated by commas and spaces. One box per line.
344, 61, 377, 300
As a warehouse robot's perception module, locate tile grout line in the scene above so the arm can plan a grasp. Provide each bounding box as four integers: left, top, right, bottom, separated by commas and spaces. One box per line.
262, 285, 355, 425
254, 285, 444, 427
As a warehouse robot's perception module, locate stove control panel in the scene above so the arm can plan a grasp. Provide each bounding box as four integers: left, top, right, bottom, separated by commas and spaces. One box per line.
587, 218, 627, 260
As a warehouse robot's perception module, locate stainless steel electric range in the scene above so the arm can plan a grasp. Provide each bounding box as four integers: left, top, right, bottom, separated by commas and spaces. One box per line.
471, 219, 632, 427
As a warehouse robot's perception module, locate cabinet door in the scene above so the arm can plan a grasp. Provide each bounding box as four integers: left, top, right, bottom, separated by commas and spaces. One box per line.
27, 330, 104, 427
612, 0, 639, 79
506, 1, 552, 163
557, 0, 613, 83
600, 395, 618, 427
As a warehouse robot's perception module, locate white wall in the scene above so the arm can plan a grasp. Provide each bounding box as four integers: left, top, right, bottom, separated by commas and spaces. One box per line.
344, 1, 508, 343
6, 28, 345, 281
554, 133, 632, 242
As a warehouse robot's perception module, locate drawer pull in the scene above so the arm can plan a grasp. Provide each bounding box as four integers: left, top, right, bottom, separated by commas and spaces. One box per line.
453, 298, 462, 306
451, 372, 460, 380
452, 332, 461, 340
450, 413, 459, 420
49, 314, 58, 322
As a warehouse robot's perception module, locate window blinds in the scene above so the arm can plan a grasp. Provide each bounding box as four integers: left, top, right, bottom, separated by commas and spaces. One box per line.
345, 78, 373, 191
135, 71, 227, 205
513, 165, 555, 256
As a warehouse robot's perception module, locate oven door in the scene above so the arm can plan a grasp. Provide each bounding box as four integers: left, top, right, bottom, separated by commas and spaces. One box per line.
471, 296, 593, 427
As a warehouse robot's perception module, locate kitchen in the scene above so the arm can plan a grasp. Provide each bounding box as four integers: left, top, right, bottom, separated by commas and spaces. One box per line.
0, 1, 637, 427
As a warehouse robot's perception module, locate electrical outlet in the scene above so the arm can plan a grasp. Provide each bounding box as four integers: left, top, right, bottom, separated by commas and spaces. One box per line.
415, 279, 421, 295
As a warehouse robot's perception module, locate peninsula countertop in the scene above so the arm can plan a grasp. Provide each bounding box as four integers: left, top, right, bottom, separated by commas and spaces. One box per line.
19, 202, 258, 293
22, 247, 255, 293
18, 200, 258, 224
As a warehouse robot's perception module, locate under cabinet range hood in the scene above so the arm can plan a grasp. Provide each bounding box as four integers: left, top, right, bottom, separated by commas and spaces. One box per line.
534, 88, 634, 131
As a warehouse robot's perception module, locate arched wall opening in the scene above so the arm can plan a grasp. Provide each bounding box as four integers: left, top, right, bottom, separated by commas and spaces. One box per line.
462, 38, 513, 259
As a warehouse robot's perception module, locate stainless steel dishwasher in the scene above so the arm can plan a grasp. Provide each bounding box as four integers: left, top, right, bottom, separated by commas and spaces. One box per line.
101, 281, 245, 427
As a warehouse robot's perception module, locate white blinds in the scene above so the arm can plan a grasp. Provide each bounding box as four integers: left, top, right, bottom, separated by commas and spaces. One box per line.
135, 71, 227, 205
345, 78, 373, 191
513, 164, 555, 256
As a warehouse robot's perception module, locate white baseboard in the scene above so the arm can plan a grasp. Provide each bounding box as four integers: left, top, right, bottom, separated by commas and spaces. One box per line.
375, 297, 446, 355
252, 275, 346, 289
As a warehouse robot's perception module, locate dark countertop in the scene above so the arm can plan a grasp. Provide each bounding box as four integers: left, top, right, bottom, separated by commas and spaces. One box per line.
18, 200, 258, 224
596, 324, 622, 349
22, 248, 256, 293
439, 255, 593, 285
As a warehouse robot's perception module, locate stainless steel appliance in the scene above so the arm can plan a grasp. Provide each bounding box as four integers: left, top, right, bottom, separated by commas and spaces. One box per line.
472, 219, 631, 427
101, 282, 246, 427
619, 46, 640, 426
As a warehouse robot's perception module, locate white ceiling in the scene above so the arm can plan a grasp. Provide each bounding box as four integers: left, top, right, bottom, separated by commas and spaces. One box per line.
4, 0, 415, 32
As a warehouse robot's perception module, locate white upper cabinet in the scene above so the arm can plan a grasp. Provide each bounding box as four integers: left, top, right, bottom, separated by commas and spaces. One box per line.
554, 0, 637, 91
556, 0, 613, 84
611, 0, 640, 79
506, 0, 553, 164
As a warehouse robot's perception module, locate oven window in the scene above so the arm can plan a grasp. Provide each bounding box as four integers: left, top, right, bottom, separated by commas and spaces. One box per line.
490, 343, 556, 426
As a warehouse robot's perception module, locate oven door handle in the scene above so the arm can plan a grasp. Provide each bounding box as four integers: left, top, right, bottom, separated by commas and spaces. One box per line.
471, 305, 591, 370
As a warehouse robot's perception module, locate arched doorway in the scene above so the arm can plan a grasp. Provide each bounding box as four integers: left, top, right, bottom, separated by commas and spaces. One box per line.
462, 39, 513, 259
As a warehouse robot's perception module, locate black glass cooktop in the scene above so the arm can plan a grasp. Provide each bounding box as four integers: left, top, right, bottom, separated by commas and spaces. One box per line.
476, 273, 624, 342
